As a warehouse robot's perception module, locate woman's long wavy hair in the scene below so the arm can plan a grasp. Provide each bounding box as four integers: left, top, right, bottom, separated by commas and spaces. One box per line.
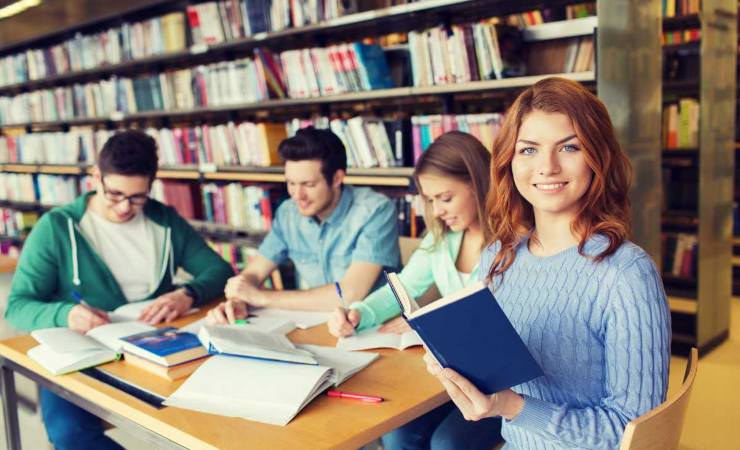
413, 131, 491, 246
485, 77, 633, 281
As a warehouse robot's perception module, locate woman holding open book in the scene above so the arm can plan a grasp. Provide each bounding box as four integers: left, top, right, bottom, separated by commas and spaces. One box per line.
328, 131, 503, 450
423, 77, 670, 449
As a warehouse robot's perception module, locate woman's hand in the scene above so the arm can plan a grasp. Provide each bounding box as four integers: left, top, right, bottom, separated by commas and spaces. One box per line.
423, 351, 525, 421
327, 307, 361, 337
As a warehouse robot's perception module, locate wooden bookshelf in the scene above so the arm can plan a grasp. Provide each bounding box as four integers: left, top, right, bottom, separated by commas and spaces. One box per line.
659, 0, 737, 354
668, 295, 699, 314
0, 0, 551, 96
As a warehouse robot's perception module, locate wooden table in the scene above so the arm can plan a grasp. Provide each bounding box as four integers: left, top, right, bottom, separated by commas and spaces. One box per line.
0, 311, 448, 450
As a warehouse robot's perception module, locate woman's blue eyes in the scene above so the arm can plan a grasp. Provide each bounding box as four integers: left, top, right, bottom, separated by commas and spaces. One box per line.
517, 144, 579, 154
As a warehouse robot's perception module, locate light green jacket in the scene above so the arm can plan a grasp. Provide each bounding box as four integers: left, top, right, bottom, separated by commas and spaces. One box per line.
351, 231, 479, 330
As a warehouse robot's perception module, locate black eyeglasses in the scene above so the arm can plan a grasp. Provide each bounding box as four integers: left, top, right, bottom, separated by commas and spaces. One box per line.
100, 178, 149, 206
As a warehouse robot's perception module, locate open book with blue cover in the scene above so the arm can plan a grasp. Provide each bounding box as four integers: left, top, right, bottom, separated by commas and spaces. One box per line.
385, 272, 543, 394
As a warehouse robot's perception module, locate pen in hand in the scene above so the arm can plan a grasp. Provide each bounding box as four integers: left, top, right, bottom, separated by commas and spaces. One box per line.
334, 281, 354, 335
334, 281, 347, 310
71, 290, 109, 321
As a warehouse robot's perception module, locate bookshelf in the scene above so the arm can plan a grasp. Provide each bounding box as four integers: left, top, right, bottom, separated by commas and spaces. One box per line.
0, 0, 688, 343
659, 0, 737, 354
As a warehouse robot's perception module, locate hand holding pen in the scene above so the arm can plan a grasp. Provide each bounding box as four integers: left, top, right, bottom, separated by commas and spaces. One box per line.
67, 291, 110, 333
328, 282, 361, 337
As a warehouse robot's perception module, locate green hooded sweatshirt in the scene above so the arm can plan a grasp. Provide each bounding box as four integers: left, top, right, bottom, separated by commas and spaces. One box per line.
5, 192, 234, 331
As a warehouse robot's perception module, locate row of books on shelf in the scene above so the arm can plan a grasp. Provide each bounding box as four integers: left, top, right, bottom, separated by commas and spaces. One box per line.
151, 121, 286, 167
187, 0, 355, 45
0, 12, 187, 87
0, 16, 599, 125
0, 42, 393, 124
0, 112, 504, 168
0, 207, 38, 238
504, 3, 595, 27
662, 0, 700, 18
0, 0, 365, 88
0, 173, 80, 206
662, 28, 700, 46
662, 233, 697, 278
662, 98, 699, 149
0, 173, 427, 241
525, 35, 594, 77
408, 21, 516, 86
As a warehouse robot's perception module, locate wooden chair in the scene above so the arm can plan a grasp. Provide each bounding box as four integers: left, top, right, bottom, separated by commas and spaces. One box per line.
398, 237, 439, 306
618, 347, 698, 450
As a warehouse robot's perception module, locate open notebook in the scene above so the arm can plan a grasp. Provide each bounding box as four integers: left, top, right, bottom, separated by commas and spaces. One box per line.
336, 325, 423, 351
164, 345, 378, 426
28, 322, 155, 375
181, 316, 296, 335
198, 325, 318, 365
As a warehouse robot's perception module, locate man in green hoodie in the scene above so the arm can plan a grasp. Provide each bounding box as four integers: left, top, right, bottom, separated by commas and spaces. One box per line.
4, 130, 232, 450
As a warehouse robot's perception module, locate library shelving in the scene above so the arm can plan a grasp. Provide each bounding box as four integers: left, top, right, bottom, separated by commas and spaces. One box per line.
0, 0, 692, 347
659, 0, 737, 354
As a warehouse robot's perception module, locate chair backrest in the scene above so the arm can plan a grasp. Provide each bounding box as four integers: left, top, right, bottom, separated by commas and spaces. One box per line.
618, 348, 698, 450
397, 237, 440, 306
399, 237, 421, 267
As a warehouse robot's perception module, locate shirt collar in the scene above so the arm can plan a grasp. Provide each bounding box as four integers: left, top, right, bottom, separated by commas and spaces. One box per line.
316, 185, 354, 226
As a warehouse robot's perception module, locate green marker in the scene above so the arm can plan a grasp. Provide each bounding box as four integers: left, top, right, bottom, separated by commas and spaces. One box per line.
235, 319, 249, 325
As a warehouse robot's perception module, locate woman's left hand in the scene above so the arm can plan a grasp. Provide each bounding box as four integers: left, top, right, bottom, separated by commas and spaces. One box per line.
423, 351, 525, 421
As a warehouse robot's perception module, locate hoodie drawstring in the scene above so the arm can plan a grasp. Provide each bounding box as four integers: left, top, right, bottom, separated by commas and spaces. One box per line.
67, 218, 81, 286
168, 227, 175, 280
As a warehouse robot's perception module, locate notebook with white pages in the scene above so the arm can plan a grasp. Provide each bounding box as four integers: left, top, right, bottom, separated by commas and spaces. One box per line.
247, 307, 330, 329
28, 322, 155, 375
164, 345, 378, 426
181, 316, 296, 335
336, 325, 423, 351
197, 325, 318, 365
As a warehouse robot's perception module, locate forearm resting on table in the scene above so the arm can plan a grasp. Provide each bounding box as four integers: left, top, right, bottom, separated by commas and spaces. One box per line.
259, 261, 382, 311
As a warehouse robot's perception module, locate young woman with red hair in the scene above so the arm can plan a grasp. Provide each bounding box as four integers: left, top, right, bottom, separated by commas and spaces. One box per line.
424, 77, 671, 449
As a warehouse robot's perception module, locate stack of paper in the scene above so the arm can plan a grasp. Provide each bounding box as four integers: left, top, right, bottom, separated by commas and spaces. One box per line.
165, 345, 378, 425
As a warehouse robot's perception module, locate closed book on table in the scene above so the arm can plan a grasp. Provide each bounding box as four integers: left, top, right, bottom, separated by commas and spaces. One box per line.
123, 351, 208, 381
385, 272, 543, 394
120, 327, 207, 366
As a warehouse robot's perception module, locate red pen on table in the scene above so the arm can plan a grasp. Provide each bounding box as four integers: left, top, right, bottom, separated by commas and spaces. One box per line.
327, 389, 383, 403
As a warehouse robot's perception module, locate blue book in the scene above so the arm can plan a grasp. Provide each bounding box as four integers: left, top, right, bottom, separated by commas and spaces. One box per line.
120, 327, 208, 367
385, 272, 543, 394
352, 43, 394, 90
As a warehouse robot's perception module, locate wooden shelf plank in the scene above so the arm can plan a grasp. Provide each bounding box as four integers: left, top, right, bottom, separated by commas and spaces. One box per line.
522, 16, 597, 42
38, 165, 87, 175
668, 296, 698, 314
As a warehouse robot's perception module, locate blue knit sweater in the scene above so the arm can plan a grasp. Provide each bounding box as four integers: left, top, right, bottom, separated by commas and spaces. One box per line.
481, 235, 671, 449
